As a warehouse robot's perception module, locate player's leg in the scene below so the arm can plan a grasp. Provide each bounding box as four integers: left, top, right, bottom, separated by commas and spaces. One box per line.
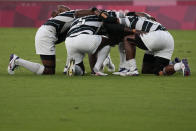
8, 54, 56, 75
91, 36, 113, 76
8, 54, 45, 75
66, 34, 112, 76
88, 53, 97, 74
93, 45, 111, 75
66, 47, 85, 76
35, 26, 57, 75
121, 34, 140, 76
142, 54, 189, 76
113, 42, 127, 75
40, 55, 56, 74
63, 56, 69, 74
139, 31, 171, 75
155, 57, 190, 76
147, 31, 190, 76
65, 35, 89, 76
102, 53, 115, 72
152, 56, 171, 75
118, 42, 126, 69
141, 51, 155, 74
67, 58, 85, 76
8, 26, 57, 75
141, 52, 190, 76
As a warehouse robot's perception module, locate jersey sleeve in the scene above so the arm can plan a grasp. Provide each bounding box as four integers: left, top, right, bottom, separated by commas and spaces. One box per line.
107, 10, 125, 18
115, 11, 125, 18
119, 17, 130, 27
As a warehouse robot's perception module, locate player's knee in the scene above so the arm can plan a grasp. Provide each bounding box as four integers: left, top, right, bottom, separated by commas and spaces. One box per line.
141, 54, 155, 74
142, 65, 154, 74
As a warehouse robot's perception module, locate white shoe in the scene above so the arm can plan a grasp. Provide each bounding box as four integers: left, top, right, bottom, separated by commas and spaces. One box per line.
8, 54, 19, 75
126, 69, 139, 76
95, 71, 108, 76
181, 59, 190, 76
63, 66, 68, 74
112, 68, 126, 75
67, 59, 75, 76
120, 69, 139, 76
119, 68, 130, 76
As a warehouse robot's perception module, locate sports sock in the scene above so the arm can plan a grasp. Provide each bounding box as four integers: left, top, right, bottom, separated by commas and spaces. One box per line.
15, 58, 44, 75
107, 54, 115, 68
174, 62, 182, 71
94, 45, 110, 72
103, 54, 114, 67
103, 55, 109, 67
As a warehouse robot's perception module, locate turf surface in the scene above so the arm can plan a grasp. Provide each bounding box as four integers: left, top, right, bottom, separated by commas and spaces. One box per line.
0, 28, 196, 131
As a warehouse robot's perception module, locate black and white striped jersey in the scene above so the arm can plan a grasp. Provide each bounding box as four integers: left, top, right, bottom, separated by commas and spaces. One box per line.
119, 16, 166, 32
44, 10, 76, 35
67, 15, 103, 37
107, 10, 125, 18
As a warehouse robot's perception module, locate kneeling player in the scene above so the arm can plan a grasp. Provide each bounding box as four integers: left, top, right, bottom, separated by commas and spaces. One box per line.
8, 6, 95, 75
8, 5, 70, 75
65, 15, 112, 76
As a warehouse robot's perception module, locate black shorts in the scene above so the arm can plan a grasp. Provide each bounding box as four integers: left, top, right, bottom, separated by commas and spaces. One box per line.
142, 53, 170, 75
40, 55, 55, 61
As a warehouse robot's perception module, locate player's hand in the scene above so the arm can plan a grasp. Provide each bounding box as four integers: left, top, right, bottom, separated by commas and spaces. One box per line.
133, 29, 147, 36
150, 17, 156, 21
91, 7, 103, 17
91, 7, 98, 12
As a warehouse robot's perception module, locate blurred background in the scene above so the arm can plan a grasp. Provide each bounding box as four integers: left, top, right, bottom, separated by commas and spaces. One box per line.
0, 0, 195, 29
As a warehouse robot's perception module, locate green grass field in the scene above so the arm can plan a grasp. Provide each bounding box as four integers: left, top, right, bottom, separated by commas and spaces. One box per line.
0, 28, 196, 131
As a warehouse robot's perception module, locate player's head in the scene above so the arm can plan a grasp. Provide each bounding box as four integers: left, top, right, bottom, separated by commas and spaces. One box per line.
126, 12, 136, 16
51, 10, 58, 18
57, 5, 70, 14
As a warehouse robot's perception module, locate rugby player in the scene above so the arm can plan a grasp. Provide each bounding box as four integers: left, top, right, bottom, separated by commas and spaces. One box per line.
65, 14, 114, 76
113, 12, 156, 75
8, 6, 94, 75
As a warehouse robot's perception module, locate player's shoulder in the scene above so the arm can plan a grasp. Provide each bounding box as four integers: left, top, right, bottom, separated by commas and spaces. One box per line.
58, 10, 76, 17
80, 14, 99, 20
125, 15, 138, 20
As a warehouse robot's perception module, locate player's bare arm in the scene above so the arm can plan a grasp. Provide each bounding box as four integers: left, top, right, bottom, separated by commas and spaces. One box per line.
74, 9, 95, 18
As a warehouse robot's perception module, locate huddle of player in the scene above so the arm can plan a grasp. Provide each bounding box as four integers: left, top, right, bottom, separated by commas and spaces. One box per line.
8, 5, 190, 77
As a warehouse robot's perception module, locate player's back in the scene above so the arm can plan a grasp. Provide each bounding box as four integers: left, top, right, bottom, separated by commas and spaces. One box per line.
44, 10, 76, 34
121, 16, 166, 32
67, 15, 103, 37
